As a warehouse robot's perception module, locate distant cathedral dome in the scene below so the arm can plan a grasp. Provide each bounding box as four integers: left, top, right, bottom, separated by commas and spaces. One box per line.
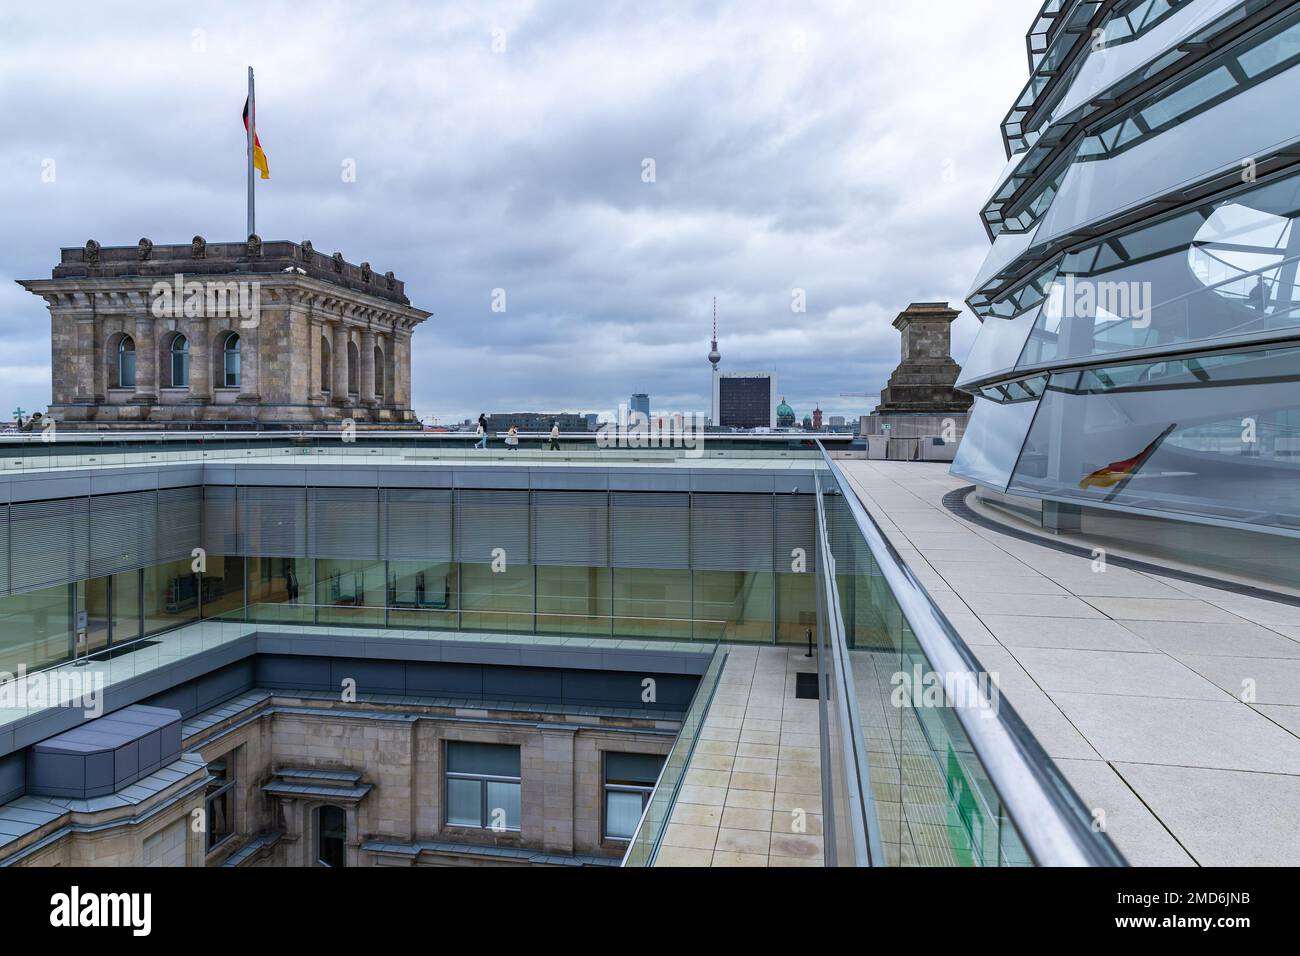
776, 397, 796, 428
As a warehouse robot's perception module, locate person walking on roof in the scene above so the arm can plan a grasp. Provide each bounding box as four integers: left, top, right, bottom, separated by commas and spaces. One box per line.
548, 421, 561, 451
506, 424, 519, 451
475, 413, 488, 449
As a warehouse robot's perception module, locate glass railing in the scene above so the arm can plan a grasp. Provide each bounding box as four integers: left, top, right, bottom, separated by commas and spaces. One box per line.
621, 639, 728, 866
813, 442, 1125, 866
0, 431, 855, 472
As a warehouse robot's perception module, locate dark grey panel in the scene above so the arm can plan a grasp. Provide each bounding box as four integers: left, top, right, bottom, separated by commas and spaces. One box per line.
610, 492, 690, 569
156, 486, 202, 562
383, 489, 453, 562
774, 493, 817, 573
26, 704, 181, 799
202, 486, 238, 554
238, 486, 306, 556
532, 490, 608, 567
456, 489, 530, 564
690, 492, 774, 571
10, 497, 89, 592
89, 490, 157, 576
310, 487, 380, 559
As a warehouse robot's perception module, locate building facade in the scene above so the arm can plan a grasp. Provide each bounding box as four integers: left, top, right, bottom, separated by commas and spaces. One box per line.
629, 393, 650, 418
712, 371, 777, 429
18, 237, 431, 430
954, 0, 1300, 585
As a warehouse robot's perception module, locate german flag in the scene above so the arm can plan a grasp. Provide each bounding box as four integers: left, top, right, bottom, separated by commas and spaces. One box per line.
1078, 424, 1176, 492
242, 97, 269, 179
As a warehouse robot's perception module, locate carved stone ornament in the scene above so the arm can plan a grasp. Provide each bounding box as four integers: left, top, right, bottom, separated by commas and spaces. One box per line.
191, 235, 207, 259
84, 239, 100, 264
247, 233, 263, 257
360, 262, 372, 283
300, 239, 314, 263
137, 238, 153, 260
332, 252, 345, 273
385, 271, 396, 291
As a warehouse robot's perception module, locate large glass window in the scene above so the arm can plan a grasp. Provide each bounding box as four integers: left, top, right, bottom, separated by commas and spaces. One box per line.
117, 336, 136, 389
612, 568, 691, 640
0, 585, 72, 673
387, 560, 456, 629
603, 752, 665, 841
77, 578, 110, 656
459, 563, 532, 633
445, 741, 521, 832
693, 570, 773, 643
198, 556, 245, 620
315, 560, 385, 626
316, 805, 347, 867
536, 565, 610, 636
1008, 345, 1300, 530
205, 751, 237, 852
143, 558, 201, 635
112, 569, 141, 645
222, 333, 241, 388
775, 572, 817, 645
950, 394, 1042, 491
247, 557, 312, 624
169, 334, 189, 388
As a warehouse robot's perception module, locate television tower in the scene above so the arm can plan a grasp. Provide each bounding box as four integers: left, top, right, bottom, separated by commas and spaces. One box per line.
707, 297, 721, 370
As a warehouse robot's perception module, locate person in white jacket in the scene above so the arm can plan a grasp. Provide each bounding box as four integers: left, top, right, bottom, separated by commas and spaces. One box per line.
474, 413, 488, 449
548, 422, 561, 451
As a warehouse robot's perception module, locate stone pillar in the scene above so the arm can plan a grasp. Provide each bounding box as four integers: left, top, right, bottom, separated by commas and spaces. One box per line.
332, 323, 350, 404
394, 331, 412, 410
188, 317, 211, 403
131, 316, 157, 403
238, 324, 260, 403
75, 317, 96, 402
539, 728, 576, 854
308, 319, 325, 402
359, 327, 377, 406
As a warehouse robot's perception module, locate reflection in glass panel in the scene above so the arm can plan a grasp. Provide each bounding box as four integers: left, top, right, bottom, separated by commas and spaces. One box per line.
143, 558, 201, 635
386, 560, 456, 629
112, 569, 141, 645
247, 556, 313, 625
78, 578, 110, 656
775, 572, 816, 645
459, 562, 533, 633
957, 305, 1043, 387
612, 568, 691, 640
0, 585, 72, 673
1009, 345, 1300, 529
950, 396, 1041, 491
693, 570, 773, 643
536, 565, 610, 636
199, 556, 245, 620
315, 559, 385, 626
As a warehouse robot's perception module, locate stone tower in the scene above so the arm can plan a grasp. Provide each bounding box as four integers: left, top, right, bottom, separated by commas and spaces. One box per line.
874, 302, 973, 414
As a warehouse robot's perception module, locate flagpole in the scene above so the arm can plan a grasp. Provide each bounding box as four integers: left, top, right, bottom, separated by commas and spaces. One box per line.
247, 66, 255, 238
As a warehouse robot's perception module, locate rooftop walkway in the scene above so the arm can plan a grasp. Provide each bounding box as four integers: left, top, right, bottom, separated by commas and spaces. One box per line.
654, 645, 824, 867
839, 460, 1300, 866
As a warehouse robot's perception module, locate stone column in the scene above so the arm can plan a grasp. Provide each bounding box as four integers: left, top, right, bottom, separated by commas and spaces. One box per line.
394, 330, 412, 410
309, 319, 326, 402
539, 728, 576, 854
74, 316, 96, 403
131, 316, 157, 403
238, 324, 260, 403
374, 332, 390, 406
332, 323, 350, 404
359, 327, 377, 406
188, 317, 211, 403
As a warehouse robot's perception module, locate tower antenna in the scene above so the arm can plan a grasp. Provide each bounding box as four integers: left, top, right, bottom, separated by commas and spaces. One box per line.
708, 297, 721, 370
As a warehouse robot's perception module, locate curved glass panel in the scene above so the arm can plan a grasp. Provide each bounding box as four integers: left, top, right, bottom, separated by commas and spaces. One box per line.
957, 305, 1043, 388
950, 395, 1041, 491
1020, 167, 1300, 367
1033, 11, 1300, 247
1008, 345, 1300, 530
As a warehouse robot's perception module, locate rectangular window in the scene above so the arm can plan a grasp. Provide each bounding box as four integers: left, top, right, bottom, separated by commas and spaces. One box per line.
604, 752, 665, 841
445, 741, 521, 831
205, 751, 238, 851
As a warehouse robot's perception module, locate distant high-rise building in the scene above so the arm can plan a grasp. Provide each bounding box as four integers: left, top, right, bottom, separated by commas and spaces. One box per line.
829, 415, 846, 428
713, 372, 777, 429
629, 393, 650, 418
584, 413, 599, 431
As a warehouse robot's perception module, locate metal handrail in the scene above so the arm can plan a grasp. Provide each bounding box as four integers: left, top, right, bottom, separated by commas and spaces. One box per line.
815, 442, 1126, 866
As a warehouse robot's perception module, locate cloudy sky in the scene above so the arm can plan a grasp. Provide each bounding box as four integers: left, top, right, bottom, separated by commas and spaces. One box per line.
0, 0, 1036, 426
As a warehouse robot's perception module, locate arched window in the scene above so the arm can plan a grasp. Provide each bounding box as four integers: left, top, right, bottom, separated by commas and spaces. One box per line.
169, 334, 189, 388
321, 336, 332, 392
316, 805, 347, 867
223, 333, 241, 388
347, 341, 359, 395
116, 336, 136, 389
374, 346, 384, 400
